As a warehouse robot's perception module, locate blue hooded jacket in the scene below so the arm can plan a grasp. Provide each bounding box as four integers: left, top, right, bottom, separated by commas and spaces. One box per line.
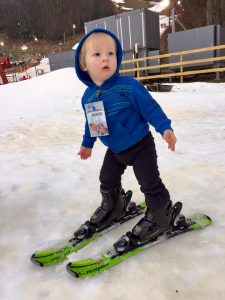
75, 28, 172, 153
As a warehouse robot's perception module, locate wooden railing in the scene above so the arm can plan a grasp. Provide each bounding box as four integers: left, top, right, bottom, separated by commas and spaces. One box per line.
120, 44, 225, 82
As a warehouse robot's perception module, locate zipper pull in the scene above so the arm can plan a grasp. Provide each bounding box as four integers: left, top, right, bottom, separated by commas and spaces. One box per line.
96, 90, 100, 98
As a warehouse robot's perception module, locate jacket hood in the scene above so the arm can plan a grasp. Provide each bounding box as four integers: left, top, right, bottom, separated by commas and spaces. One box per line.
74, 28, 123, 87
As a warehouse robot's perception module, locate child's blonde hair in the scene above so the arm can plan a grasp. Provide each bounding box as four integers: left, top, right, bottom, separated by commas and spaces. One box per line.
79, 32, 117, 71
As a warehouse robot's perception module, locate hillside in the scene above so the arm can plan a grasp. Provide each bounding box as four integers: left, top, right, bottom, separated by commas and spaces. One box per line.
1, 0, 220, 59
0, 0, 162, 59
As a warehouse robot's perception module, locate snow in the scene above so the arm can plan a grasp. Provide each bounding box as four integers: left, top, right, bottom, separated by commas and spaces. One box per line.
112, 0, 125, 4
149, 0, 170, 13
112, 0, 170, 12
159, 15, 169, 35
0, 68, 225, 300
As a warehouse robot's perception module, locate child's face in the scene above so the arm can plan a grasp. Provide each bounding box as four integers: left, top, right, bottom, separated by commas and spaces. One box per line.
83, 33, 117, 86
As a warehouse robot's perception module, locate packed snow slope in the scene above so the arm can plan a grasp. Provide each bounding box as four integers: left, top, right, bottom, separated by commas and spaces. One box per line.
0, 68, 225, 300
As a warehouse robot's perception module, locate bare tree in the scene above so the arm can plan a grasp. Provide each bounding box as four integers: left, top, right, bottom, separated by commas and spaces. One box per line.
207, 0, 225, 26
0, 0, 115, 40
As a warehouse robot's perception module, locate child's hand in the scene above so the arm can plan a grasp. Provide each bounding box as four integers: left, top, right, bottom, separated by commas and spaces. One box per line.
163, 130, 177, 151
77, 146, 92, 160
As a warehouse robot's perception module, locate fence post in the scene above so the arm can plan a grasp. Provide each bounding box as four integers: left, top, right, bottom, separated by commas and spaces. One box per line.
180, 54, 183, 83
137, 60, 140, 80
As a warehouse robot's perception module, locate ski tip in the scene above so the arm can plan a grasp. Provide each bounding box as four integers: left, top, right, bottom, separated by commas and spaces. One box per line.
190, 214, 212, 229
201, 214, 212, 224
206, 215, 212, 223
66, 262, 79, 278
30, 254, 44, 267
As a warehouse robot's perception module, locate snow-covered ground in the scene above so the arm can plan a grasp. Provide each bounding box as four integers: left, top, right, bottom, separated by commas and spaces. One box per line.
0, 68, 225, 300
112, 0, 170, 12
149, 0, 170, 13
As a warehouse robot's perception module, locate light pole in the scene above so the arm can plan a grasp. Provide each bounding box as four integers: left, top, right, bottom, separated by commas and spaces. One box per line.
21, 45, 28, 56
73, 24, 76, 38
171, 5, 176, 33
170, 0, 186, 33
0, 41, 4, 47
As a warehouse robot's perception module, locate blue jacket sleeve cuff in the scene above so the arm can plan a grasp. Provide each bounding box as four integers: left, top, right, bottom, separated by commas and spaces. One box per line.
81, 136, 97, 148
158, 123, 173, 136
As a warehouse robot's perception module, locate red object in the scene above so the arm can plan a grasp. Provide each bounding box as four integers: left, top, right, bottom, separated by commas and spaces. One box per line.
0, 56, 11, 69
19, 75, 30, 81
0, 63, 8, 84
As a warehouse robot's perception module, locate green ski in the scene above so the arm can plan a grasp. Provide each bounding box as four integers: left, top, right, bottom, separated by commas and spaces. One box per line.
30, 200, 146, 267
66, 214, 212, 278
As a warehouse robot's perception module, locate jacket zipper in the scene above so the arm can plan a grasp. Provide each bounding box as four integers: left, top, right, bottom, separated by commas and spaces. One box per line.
96, 89, 101, 100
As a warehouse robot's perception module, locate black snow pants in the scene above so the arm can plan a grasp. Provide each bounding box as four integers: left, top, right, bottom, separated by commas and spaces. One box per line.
99, 132, 170, 211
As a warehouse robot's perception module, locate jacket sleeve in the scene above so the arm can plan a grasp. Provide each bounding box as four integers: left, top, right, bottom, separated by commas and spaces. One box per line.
131, 80, 173, 135
81, 96, 97, 148
81, 120, 97, 148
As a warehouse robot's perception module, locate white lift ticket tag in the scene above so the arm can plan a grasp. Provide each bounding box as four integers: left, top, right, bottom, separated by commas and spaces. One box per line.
85, 101, 109, 137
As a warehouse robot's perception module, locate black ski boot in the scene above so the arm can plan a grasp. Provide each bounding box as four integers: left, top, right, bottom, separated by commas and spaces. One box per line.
114, 201, 183, 253
73, 188, 136, 240
89, 187, 126, 228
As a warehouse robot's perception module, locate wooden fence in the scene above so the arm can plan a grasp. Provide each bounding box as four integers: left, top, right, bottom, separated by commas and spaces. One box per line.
120, 44, 225, 82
